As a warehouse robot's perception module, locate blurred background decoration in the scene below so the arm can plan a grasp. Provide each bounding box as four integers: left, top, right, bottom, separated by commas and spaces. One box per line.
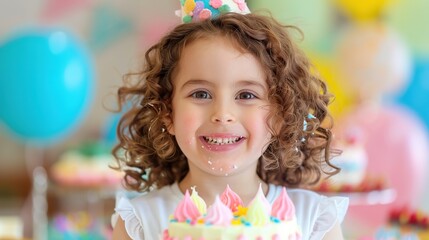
333, 0, 394, 22
1, 0, 429, 239
0, 29, 94, 145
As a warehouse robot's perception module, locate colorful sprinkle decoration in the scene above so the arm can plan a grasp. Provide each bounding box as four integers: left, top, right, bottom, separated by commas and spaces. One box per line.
178, 0, 250, 23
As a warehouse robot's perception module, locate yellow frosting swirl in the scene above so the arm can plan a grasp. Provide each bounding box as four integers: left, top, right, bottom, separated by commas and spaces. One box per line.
190, 186, 207, 215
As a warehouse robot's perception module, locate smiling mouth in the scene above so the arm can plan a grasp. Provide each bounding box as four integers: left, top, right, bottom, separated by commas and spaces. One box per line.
203, 136, 244, 145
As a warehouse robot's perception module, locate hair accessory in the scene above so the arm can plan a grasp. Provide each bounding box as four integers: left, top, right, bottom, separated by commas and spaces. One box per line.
303, 113, 316, 131
307, 113, 316, 119
176, 0, 251, 23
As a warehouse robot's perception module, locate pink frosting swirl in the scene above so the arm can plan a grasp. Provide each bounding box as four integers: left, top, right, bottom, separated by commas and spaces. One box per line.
204, 195, 233, 226
271, 187, 295, 221
174, 190, 201, 222
220, 184, 243, 212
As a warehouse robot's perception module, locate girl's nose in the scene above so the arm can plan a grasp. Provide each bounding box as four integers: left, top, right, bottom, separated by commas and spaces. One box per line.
211, 103, 236, 123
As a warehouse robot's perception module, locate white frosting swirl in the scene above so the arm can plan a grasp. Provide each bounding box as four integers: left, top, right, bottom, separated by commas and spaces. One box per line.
204, 195, 233, 226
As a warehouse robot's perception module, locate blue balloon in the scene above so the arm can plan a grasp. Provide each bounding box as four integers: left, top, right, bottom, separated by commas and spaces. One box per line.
394, 58, 429, 131
103, 112, 121, 147
0, 29, 94, 145
102, 102, 132, 147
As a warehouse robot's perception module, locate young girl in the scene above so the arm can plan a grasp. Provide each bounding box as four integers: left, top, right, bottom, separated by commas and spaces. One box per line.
111, 5, 348, 240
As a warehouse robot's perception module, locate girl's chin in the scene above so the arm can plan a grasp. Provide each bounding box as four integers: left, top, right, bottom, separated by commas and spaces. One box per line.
199, 162, 241, 177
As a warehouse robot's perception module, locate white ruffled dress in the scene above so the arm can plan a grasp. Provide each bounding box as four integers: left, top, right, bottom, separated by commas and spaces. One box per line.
112, 183, 349, 240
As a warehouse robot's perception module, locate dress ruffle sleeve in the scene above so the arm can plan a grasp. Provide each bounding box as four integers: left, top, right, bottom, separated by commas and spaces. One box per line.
309, 196, 349, 240
111, 197, 144, 240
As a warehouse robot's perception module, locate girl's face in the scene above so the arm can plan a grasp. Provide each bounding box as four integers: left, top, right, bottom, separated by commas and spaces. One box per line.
168, 36, 272, 178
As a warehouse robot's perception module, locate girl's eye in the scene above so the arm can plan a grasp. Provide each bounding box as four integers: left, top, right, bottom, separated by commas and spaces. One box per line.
191, 90, 211, 99
237, 92, 256, 100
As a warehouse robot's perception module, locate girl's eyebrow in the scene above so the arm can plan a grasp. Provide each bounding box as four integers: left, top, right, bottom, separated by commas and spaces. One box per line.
180, 79, 214, 90
235, 80, 267, 91
181, 79, 266, 90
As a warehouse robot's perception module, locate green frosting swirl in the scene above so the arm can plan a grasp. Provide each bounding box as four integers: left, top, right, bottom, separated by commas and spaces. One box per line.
246, 195, 270, 226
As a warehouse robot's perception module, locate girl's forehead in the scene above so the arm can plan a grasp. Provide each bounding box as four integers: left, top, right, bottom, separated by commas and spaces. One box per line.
168, 32, 272, 90
172, 36, 267, 87
181, 38, 261, 69
183, 34, 248, 54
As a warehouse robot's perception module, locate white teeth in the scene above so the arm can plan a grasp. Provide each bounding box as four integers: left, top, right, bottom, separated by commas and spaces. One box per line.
204, 136, 242, 145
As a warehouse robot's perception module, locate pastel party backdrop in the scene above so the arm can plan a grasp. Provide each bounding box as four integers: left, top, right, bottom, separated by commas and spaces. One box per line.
1, 0, 429, 239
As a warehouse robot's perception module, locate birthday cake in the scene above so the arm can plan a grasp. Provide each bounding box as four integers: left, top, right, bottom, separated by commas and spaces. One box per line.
329, 128, 368, 187
162, 185, 301, 240
312, 127, 372, 193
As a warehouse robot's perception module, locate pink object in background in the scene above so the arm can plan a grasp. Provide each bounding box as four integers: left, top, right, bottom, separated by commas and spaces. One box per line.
139, 20, 177, 50
335, 104, 428, 229
41, 0, 90, 21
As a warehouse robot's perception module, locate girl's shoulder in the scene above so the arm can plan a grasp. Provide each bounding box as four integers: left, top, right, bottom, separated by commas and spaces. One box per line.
112, 183, 183, 240
268, 184, 349, 239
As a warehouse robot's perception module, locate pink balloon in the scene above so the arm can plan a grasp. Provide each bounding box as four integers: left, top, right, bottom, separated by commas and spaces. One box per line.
334, 104, 428, 230
139, 20, 177, 50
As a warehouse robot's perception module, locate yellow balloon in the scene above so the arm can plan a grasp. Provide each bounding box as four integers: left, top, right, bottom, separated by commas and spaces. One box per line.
310, 56, 356, 119
333, 0, 394, 22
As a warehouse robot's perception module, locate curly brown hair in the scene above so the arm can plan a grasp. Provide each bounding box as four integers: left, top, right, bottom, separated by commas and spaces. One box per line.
112, 12, 338, 192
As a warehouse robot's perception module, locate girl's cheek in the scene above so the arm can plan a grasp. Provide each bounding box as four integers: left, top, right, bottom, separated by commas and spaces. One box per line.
182, 114, 200, 130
